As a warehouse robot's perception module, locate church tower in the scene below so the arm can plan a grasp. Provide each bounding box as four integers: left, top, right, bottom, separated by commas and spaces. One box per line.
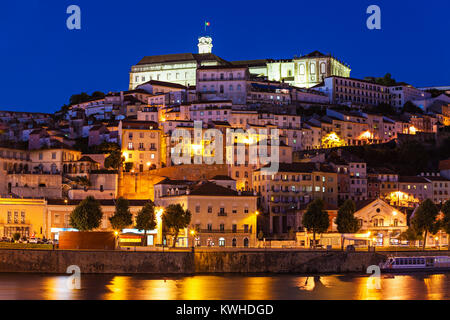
198, 36, 213, 54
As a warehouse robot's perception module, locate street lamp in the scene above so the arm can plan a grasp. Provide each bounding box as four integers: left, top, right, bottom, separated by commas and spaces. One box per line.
190, 229, 196, 252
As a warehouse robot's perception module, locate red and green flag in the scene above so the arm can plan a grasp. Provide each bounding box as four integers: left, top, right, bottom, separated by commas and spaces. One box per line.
205, 21, 211, 27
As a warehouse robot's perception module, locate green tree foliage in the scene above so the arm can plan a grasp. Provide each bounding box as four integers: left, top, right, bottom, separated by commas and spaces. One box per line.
399, 227, 423, 242
69, 92, 105, 105
364, 73, 398, 86
135, 202, 157, 246
336, 200, 360, 233
411, 199, 440, 250
441, 200, 450, 235
109, 197, 133, 231
105, 152, 124, 171
70, 196, 103, 231
124, 162, 134, 172
163, 204, 192, 248
12, 233, 21, 241
71, 176, 91, 190
302, 199, 330, 249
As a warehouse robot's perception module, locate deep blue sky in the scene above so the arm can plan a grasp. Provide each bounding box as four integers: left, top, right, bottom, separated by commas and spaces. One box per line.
1, 0, 449, 113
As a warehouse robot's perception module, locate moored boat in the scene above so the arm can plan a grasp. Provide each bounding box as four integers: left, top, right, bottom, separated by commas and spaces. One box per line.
380, 256, 450, 272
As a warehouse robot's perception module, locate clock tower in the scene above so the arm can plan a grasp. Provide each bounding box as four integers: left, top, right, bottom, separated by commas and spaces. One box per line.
198, 36, 213, 54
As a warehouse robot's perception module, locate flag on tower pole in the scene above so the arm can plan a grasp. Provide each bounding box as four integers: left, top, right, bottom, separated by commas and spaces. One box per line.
205, 21, 211, 32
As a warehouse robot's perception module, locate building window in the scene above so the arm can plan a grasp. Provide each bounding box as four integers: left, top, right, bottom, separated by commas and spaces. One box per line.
21, 212, 25, 224
219, 238, 225, 247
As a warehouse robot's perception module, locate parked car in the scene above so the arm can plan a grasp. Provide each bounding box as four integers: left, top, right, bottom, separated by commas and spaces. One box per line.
28, 238, 42, 244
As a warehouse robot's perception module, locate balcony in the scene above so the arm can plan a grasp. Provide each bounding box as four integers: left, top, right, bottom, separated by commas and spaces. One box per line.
218, 212, 228, 217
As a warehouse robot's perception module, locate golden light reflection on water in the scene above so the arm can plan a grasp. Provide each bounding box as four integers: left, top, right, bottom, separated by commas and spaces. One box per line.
43, 276, 77, 300
424, 274, 445, 300
104, 276, 132, 300
12, 272, 447, 300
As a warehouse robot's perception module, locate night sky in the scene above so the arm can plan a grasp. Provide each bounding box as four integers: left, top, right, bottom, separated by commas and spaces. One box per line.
1, 0, 449, 113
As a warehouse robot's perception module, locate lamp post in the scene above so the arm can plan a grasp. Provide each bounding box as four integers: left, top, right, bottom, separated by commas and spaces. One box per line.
156, 207, 164, 250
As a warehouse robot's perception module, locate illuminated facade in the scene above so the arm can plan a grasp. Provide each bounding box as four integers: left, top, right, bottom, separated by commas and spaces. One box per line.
266, 51, 351, 88
0, 198, 47, 239
354, 198, 408, 246
129, 37, 229, 90
155, 181, 258, 248
253, 162, 338, 234
119, 120, 162, 171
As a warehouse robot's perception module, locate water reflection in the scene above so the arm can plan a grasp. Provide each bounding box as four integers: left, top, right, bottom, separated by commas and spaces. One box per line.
0, 273, 448, 300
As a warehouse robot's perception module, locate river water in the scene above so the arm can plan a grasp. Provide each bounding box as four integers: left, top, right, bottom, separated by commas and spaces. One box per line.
0, 273, 449, 300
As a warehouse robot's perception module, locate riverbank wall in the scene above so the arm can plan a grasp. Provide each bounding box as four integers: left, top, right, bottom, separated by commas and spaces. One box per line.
0, 249, 448, 274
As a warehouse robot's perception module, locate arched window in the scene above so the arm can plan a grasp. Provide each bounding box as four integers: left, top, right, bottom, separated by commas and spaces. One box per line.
232, 238, 237, 247
299, 64, 305, 75
237, 84, 242, 91
229, 85, 233, 91
310, 63, 316, 73
219, 238, 225, 247
320, 63, 326, 74
243, 238, 249, 248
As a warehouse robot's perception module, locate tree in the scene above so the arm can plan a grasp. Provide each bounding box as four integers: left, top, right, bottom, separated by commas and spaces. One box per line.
12, 233, 21, 242
411, 199, 440, 250
258, 230, 264, 241
336, 200, 360, 234
71, 176, 91, 190
70, 196, 103, 231
441, 200, 450, 235
109, 197, 133, 232
399, 227, 423, 246
99, 143, 124, 171
135, 202, 157, 246
163, 204, 192, 248
302, 199, 330, 249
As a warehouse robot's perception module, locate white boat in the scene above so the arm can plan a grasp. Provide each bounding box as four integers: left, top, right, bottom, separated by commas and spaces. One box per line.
380, 256, 450, 272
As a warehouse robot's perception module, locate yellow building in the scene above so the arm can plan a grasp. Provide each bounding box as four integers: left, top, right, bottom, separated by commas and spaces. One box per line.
156, 181, 258, 248
0, 198, 47, 239
119, 120, 162, 171
253, 162, 338, 234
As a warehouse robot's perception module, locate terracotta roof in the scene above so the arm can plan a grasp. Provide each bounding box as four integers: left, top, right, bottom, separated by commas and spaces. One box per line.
155, 178, 194, 186
298, 51, 329, 59
121, 120, 159, 130
77, 156, 98, 163
210, 175, 235, 181
188, 182, 253, 197
136, 53, 230, 66
138, 80, 187, 90
255, 162, 333, 173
